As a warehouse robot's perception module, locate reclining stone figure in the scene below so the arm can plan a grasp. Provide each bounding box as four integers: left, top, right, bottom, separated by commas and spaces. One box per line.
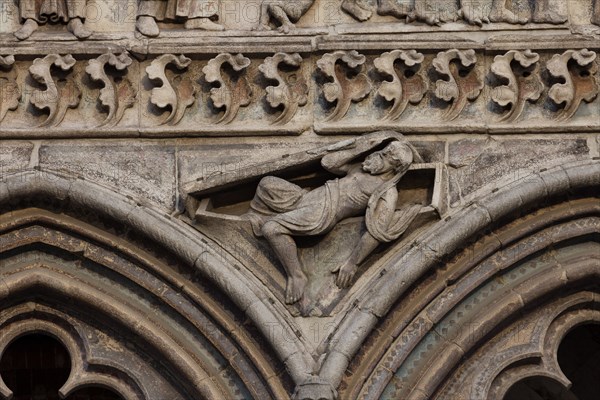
245, 133, 424, 304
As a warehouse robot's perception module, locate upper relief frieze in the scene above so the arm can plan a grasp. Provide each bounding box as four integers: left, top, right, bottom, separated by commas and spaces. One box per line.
0, 0, 599, 42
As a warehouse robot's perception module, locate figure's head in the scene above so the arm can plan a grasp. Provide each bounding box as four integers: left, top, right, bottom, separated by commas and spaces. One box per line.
362, 141, 414, 175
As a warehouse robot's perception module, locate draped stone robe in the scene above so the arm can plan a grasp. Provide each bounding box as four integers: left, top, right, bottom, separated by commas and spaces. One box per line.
138, 0, 219, 20
18, 0, 87, 23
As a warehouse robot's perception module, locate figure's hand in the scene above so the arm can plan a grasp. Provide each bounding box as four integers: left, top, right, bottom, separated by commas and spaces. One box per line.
332, 260, 358, 289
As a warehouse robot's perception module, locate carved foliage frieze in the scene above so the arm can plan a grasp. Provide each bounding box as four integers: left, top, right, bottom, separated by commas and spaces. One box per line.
374, 50, 428, 121
433, 49, 484, 121
29, 54, 81, 127
203, 53, 252, 124
0, 49, 598, 135
490, 50, 544, 122
86, 53, 137, 127
259, 53, 308, 125
317, 50, 372, 122
547, 49, 599, 121
147, 54, 196, 126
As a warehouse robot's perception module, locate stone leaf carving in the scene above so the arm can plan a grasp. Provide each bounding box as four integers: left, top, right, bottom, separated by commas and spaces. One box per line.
147, 54, 196, 126
29, 54, 81, 127
547, 49, 599, 121
374, 50, 428, 121
433, 49, 483, 121
259, 53, 308, 125
203, 53, 252, 124
0, 55, 21, 123
86, 53, 136, 127
317, 50, 372, 122
491, 50, 544, 122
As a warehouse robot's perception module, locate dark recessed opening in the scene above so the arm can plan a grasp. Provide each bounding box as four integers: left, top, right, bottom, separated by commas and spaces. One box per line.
0, 334, 71, 400
0, 333, 124, 400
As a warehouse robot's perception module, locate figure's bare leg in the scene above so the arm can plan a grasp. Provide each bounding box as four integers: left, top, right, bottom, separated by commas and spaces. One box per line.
489, 0, 527, 24
14, 19, 38, 40
136, 15, 160, 37
594, 0, 600, 25
332, 232, 379, 288
262, 221, 308, 304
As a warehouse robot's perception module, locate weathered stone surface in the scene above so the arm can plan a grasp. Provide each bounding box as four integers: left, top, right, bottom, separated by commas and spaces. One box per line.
38, 141, 177, 210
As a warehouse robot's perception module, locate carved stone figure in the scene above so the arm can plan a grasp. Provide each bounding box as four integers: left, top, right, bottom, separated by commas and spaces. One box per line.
14, 0, 91, 40
136, 0, 224, 37
245, 133, 424, 304
594, 0, 600, 25
342, 0, 411, 22
257, 0, 316, 33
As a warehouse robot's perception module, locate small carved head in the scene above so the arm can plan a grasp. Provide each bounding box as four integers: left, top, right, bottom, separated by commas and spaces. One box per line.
362, 141, 414, 175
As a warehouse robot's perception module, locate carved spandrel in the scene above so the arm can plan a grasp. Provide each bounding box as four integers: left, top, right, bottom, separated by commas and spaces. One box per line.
146, 54, 196, 126
29, 54, 81, 127
203, 53, 252, 125
374, 50, 428, 121
86, 53, 137, 128
0, 56, 20, 124
182, 132, 445, 314
490, 50, 543, 122
433, 49, 484, 121
259, 53, 308, 125
547, 49, 599, 121
317, 50, 372, 122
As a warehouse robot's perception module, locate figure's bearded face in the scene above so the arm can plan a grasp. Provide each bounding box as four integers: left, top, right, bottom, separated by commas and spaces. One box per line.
362, 151, 390, 174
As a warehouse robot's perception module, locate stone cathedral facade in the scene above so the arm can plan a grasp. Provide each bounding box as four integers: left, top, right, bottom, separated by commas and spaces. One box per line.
0, 1, 599, 399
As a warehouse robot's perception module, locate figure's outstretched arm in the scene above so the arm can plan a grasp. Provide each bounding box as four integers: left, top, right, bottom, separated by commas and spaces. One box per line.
321, 132, 401, 175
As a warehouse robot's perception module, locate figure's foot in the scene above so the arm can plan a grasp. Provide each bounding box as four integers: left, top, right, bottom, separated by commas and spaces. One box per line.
489, 7, 528, 24
459, 6, 489, 26
377, 0, 408, 19
341, 0, 373, 22
407, 10, 441, 26
286, 273, 308, 304
334, 260, 358, 289
184, 17, 225, 31
533, 11, 567, 24
136, 15, 160, 37
67, 18, 92, 39
14, 19, 38, 40
277, 22, 294, 34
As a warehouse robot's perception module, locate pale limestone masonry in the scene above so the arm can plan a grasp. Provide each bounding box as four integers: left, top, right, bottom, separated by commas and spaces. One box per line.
0, 1, 599, 399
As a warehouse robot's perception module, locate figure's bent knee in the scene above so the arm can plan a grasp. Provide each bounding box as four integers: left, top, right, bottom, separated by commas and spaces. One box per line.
262, 220, 286, 237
